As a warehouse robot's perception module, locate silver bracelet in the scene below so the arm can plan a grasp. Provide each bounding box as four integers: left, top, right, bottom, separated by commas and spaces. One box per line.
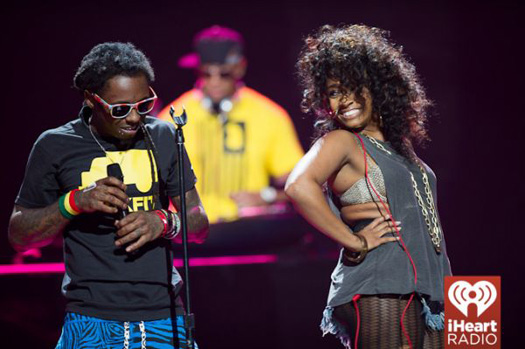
164, 211, 181, 239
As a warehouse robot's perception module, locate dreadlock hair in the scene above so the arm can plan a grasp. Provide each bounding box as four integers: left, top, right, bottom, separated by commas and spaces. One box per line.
73, 42, 155, 94
77, 42, 161, 208
140, 122, 162, 209
296, 24, 432, 160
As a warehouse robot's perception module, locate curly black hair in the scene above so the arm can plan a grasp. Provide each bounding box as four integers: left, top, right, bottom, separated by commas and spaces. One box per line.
297, 24, 431, 159
73, 42, 155, 94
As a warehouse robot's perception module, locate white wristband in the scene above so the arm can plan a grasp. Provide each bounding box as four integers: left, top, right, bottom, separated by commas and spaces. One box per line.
260, 186, 278, 203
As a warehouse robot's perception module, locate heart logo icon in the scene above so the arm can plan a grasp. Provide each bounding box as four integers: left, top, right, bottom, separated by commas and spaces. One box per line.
448, 280, 497, 317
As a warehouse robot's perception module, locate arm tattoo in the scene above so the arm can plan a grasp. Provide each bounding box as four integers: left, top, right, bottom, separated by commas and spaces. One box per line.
8, 203, 70, 251
171, 188, 209, 243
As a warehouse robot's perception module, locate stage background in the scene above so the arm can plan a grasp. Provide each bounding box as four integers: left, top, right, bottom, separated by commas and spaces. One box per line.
1, 0, 523, 348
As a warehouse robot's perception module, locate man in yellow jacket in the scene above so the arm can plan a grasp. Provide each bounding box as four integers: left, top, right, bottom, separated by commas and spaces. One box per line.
157, 26, 304, 224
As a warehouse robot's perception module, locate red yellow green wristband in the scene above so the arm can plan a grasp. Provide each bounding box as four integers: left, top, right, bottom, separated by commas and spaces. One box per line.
68, 189, 82, 213
58, 189, 82, 219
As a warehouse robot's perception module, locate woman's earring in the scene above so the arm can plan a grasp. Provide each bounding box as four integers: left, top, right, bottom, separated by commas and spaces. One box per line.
379, 114, 384, 127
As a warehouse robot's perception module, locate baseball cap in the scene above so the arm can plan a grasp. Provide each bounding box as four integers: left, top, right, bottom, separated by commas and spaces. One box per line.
178, 25, 244, 69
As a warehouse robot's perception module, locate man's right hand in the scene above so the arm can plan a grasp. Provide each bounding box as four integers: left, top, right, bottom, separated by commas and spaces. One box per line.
76, 177, 128, 214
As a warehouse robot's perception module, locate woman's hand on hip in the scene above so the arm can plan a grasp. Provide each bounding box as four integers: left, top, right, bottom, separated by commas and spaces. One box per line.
355, 215, 400, 251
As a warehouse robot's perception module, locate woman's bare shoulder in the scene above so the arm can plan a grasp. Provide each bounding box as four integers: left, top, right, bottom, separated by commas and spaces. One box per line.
314, 129, 360, 152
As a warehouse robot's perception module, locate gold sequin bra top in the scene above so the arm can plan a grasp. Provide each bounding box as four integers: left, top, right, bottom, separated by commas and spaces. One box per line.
339, 158, 387, 205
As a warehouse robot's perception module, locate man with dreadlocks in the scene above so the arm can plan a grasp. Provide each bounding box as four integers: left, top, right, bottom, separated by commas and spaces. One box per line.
8, 42, 209, 348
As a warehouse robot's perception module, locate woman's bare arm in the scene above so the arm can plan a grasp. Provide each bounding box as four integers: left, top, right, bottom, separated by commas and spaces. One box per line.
285, 130, 398, 252
285, 130, 364, 251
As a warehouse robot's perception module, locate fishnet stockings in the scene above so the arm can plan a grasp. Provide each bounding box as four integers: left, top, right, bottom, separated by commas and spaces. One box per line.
423, 328, 444, 349
333, 295, 443, 349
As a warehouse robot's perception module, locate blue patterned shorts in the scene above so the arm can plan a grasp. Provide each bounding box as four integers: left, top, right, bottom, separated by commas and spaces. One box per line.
55, 312, 196, 349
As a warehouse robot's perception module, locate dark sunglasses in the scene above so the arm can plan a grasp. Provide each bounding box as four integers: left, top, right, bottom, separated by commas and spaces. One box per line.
199, 70, 234, 80
92, 87, 157, 119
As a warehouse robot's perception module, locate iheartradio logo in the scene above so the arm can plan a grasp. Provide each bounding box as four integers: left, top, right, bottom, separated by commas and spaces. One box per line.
445, 276, 501, 349
448, 280, 497, 317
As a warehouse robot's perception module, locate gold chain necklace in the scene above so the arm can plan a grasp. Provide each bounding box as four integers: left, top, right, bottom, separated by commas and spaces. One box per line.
365, 135, 392, 155
88, 119, 128, 165
364, 134, 442, 253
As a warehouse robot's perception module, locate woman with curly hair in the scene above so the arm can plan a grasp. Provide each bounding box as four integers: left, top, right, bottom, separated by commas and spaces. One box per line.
286, 25, 451, 348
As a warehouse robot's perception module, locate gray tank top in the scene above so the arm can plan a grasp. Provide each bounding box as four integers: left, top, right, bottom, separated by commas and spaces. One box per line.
327, 134, 451, 307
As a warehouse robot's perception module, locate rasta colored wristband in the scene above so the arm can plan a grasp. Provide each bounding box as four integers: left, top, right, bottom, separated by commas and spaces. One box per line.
68, 189, 82, 214
58, 195, 74, 219
59, 189, 83, 219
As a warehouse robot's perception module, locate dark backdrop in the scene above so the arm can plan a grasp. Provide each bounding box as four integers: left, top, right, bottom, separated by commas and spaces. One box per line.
1, 0, 523, 348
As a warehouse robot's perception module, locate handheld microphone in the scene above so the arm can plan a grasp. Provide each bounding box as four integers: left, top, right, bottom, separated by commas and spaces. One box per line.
107, 163, 128, 219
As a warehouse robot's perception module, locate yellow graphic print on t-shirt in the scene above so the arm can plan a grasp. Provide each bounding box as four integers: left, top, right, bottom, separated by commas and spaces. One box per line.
79, 149, 158, 212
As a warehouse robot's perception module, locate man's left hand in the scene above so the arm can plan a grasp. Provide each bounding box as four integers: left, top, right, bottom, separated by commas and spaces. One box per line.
114, 211, 163, 253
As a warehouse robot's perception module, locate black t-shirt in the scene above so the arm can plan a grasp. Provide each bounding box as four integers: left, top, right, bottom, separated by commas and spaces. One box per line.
15, 116, 196, 321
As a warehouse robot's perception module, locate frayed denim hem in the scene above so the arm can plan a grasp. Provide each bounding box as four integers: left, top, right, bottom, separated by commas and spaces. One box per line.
420, 297, 445, 331
320, 307, 352, 349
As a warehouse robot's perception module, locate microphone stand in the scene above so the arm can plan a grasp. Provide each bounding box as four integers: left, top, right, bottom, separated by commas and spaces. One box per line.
170, 107, 195, 349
